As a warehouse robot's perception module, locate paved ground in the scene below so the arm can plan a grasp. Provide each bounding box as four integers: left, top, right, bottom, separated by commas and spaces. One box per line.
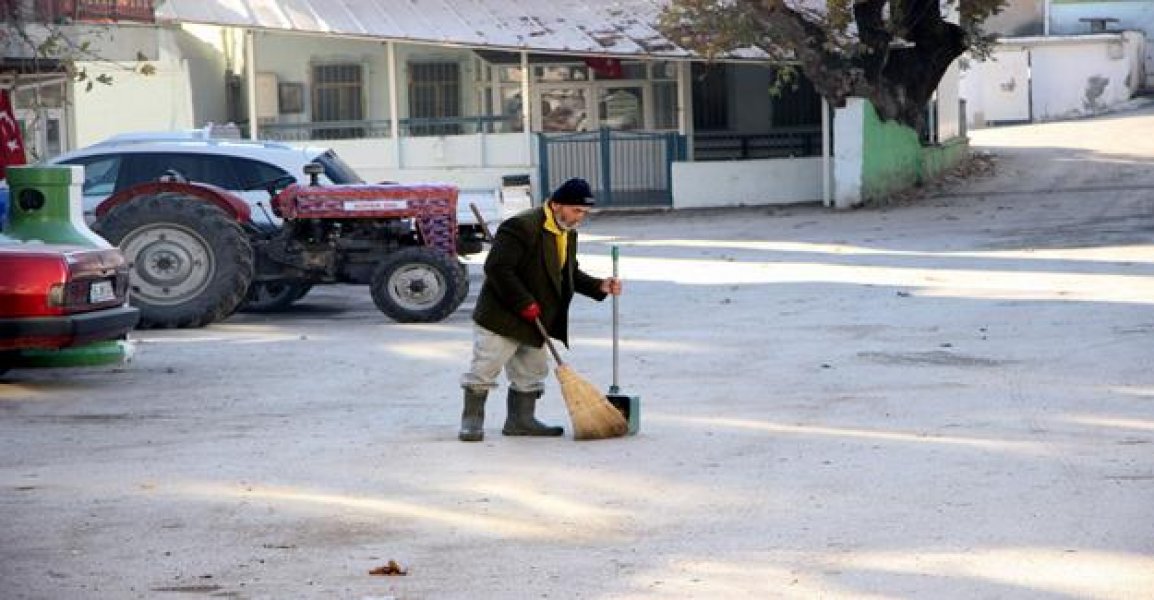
2, 104, 1153, 599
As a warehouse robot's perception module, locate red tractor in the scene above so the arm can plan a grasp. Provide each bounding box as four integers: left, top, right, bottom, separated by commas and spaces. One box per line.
91, 164, 472, 328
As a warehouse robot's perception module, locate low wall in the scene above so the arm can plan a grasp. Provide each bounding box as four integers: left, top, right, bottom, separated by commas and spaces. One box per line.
670, 157, 824, 209
920, 137, 971, 183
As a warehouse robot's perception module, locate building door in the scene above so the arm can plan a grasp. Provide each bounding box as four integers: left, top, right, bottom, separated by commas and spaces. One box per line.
981, 48, 1031, 124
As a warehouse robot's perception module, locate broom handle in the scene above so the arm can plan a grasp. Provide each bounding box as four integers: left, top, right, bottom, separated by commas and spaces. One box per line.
610, 245, 620, 393
469, 202, 493, 241
533, 317, 565, 365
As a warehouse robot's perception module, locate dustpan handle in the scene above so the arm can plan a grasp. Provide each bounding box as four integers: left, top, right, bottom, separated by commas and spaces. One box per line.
533, 317, 564, 365
611, 245, 620, 392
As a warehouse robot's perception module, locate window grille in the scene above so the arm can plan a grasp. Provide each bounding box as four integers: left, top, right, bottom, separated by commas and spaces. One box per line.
312, 63, 364, 140
408, 62, 460, 136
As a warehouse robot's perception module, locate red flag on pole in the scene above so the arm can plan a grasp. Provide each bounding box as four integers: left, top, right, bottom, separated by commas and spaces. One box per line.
584, 57, 623, 79
0, 89, 28, 180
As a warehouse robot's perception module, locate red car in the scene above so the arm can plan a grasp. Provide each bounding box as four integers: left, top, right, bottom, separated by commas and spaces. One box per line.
0, 241, 139, 374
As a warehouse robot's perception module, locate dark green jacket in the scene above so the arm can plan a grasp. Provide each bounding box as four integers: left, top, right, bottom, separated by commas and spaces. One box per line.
473, 207, 606, 347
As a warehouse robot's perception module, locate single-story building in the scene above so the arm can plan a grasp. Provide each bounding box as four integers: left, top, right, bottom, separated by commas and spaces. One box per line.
4, 0, 970, 209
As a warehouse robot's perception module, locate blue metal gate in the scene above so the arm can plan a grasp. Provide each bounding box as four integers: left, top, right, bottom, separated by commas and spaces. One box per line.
538, 129, 686, 208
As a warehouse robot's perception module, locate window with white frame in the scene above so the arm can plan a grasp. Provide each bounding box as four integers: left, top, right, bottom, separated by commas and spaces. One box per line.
475, 55, 679, 133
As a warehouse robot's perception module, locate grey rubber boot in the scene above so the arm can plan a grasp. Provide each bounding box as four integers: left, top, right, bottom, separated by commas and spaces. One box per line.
458, 388, 488, 442
502, 389, 564, 437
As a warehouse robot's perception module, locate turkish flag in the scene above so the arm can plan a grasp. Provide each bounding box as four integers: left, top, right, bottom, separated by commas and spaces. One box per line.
584, 57, 623, 79
0, 89, 28, 180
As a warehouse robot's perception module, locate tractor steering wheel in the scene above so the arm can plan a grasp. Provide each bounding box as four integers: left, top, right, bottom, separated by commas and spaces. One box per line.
246, 174, 298, 197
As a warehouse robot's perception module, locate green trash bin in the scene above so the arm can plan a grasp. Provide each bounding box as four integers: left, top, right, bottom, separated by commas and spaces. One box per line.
6, 165, 109, 247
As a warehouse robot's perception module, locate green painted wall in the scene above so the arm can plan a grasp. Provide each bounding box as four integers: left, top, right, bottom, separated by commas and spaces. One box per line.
859, 100, 970, 203
860, 102, 921, 201
921, 137, 970, 183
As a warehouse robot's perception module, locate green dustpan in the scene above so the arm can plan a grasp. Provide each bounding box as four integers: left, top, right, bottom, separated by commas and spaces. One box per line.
606, 245, 640, 434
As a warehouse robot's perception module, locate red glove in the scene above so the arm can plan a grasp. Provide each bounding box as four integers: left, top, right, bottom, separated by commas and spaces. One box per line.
519, 302, 541, 323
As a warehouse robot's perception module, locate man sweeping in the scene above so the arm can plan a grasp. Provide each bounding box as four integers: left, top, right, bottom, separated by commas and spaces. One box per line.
459, 177, 622, 442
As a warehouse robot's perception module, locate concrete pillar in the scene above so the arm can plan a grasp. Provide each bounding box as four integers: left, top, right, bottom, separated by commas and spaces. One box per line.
833, 98, 866, 209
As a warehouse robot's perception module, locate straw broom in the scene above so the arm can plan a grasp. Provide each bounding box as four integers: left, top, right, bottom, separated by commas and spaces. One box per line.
534, 318, 628, 440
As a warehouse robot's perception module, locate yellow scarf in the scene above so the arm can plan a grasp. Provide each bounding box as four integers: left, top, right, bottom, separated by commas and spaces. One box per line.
543, 206, 567, 268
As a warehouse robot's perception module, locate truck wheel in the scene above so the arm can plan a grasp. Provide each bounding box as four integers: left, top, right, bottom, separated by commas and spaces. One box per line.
370, 247, 468, 323
239, 281, 311, 313
95, 194, 254, 329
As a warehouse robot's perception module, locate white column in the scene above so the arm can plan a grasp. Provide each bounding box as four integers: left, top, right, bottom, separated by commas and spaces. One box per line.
677, 60, 693, 161
821, 98, 832, 207
387, 41, 402, 168
833, 98, 865, 209
245, 30, 257, 140
520, 51, 532, 158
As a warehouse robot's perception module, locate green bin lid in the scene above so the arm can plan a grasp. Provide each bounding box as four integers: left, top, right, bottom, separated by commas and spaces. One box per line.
6, 165, 80, 186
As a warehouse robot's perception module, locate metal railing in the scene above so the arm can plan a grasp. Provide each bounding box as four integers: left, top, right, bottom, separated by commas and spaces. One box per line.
32, 0, 154, 23
692, 129, 822, 161
258, 115, 516, 142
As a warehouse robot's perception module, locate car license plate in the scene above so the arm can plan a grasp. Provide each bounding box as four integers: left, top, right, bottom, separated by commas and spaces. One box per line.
89, 280, 116, 303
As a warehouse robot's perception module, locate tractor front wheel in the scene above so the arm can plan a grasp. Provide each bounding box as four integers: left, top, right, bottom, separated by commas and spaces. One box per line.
370, 247, 468, 323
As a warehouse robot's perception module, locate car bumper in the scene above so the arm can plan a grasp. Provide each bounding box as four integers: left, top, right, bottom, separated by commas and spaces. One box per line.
0, 305, 141, 351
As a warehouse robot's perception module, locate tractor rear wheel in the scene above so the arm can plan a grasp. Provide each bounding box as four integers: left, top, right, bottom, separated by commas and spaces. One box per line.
94, 194, 254, 329
370, 247, 468, 323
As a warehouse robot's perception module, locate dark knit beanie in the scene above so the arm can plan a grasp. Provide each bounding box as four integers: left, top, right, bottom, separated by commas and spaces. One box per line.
550, 178, 596, 206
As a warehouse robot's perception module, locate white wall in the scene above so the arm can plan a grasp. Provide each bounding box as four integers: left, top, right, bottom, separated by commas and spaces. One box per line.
327, 133, 531, 189
252, 32, 480, 127
173, 25, 232, 128
70, 27, 231, 147
960, 47, 1032, 124
1050, 0, 1154, 88
253, 32, 394, 124
671, 157, 823, 209
1032, 33, 1143, 117
960, 32, 1145, 127
72, 59, 195, 146
936, 60, 963, 141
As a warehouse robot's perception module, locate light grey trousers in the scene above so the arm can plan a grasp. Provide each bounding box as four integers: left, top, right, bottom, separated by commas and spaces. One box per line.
461, 324, 549, 394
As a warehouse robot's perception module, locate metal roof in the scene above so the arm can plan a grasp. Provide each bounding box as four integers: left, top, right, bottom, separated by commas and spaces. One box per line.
155, 0, 768, 60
